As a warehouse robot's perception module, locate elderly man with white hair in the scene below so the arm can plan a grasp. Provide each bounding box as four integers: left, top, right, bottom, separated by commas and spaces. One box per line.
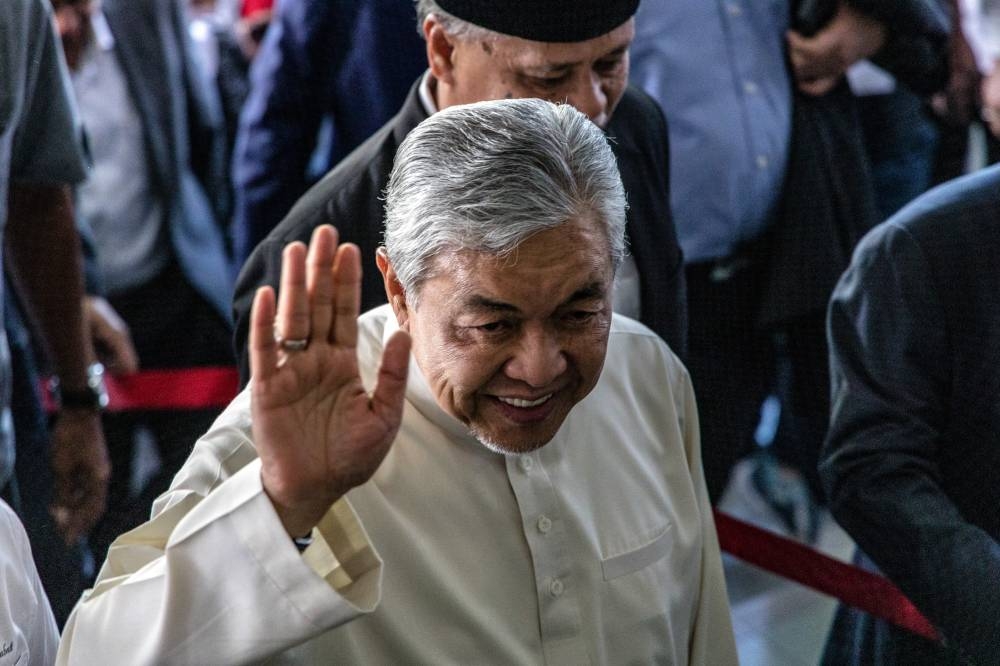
58, 99, 735, 665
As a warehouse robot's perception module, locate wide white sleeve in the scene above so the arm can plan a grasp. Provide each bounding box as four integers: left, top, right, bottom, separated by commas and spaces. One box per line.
57, 393, 383, 665
674, 366, 739, 666
0, 500, 60, 666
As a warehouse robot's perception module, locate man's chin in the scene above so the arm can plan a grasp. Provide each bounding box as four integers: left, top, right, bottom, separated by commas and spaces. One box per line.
470, 427, 554, 456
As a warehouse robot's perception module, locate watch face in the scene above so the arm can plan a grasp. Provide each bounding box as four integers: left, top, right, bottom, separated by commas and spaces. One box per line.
87, 362, 110, 408
61, 363, 109, 410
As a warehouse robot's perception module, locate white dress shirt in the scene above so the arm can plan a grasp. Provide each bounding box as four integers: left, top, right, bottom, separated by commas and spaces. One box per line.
59, 307, 735, 665
0, 500, 59, 666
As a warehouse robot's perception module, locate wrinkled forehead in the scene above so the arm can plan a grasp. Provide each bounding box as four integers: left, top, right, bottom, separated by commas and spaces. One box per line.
416, 219, 614, 304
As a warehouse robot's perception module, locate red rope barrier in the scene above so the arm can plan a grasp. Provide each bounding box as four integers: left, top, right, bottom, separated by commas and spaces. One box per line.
714, 510, 939, 642
103, 367, 239, 411
41, 366, 239, 413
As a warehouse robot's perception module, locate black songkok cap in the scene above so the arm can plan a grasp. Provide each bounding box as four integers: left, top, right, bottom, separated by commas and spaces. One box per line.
434, 0, 639, 43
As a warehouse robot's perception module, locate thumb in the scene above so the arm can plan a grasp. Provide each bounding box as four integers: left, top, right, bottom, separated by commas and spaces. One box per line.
370, 330, 411, 425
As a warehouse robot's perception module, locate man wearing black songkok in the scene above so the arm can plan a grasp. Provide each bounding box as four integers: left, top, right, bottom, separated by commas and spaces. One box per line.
231, 0, 686, 384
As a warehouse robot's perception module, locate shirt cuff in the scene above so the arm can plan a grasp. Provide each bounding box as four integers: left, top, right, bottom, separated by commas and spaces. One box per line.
198, 460, 383, 624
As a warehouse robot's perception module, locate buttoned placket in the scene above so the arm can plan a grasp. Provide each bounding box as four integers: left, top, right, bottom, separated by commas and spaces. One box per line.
505, 451, 590, 664
720, 0, 782, 184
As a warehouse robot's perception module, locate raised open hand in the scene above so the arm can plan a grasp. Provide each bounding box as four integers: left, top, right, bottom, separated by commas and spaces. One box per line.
250, 225, 411, 537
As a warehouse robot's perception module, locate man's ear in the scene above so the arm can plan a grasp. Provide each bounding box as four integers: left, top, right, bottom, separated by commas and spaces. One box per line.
423, 16, 457, 85
376, 247, 410, 330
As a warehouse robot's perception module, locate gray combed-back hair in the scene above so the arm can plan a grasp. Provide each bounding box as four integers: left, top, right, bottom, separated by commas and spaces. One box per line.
414, 0, 499, 42
382, 98, 628, 302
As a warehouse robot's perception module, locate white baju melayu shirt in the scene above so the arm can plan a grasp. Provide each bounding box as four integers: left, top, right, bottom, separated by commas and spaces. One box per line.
0, 500, 59, 666
58, 307, 736, 665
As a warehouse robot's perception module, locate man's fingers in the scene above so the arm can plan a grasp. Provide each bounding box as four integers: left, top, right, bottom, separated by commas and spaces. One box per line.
332, 243, 362, 347
786, 30, 836, 82
798, 76, 838, 97
785, 29, 808, 52
50, 484, 89, 546
87, 296, 140, 374
250, 286, 278, 382
80, 480, 108, 538
102, 327, 140, 375
307, 225, 338, 343
988, 117, 1000, 140
276, 242, 310, 344
786, 30, 814, 78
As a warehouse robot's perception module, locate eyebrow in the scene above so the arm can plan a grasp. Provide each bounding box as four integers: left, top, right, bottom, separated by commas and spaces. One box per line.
462, 282, 607, 314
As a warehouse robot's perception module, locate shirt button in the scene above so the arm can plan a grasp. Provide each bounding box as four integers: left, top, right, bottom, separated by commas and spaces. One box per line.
756, 154, 770, 169
537, 515, 552, 534
549, 578, 565, 597
518, 455, 534, 472
743, 80, 759, 95
726, 2, 742, 16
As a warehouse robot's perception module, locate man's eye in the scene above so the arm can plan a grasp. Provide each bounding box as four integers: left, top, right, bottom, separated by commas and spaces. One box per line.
532, 74, 570, 89
595, 58, 624, 75
475, 321, 511, 333
564, 310, 597, 324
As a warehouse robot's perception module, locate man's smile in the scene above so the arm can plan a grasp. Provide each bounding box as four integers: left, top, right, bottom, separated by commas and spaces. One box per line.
496, 393, 553, 408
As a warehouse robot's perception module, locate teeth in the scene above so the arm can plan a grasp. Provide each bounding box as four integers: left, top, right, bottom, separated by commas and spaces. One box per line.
498, 394, 552, 408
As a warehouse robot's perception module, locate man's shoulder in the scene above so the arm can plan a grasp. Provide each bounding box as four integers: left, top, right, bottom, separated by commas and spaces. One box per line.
897, 165, 1000, 240
605, 86, 669, 178
608, 85, 667, 139
607, 314, 687, 382
854, 165, 1000, 268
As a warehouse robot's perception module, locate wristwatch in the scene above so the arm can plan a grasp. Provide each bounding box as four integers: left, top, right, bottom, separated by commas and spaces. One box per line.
56, 362, 110, 411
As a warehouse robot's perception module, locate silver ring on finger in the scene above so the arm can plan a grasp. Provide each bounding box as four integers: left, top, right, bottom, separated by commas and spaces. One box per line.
279, 337, 310, 352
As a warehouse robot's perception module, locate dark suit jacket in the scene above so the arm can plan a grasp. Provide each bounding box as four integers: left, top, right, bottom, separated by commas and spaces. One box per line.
232, 80, 686, 384
231, 0, 426, 262
102, 0, 234, 319
820, 165, 1000, 666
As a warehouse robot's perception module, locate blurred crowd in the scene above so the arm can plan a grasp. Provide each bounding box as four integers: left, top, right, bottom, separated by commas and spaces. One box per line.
2, 0, 1000, 663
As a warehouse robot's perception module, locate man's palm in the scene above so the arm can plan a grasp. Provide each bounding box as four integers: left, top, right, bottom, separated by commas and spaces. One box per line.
249, 226, 409, 537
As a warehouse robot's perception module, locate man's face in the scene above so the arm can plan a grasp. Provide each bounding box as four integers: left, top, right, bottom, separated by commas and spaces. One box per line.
391, 215, 614, 454
52, 0, 95, 71
435, 18, 634, 129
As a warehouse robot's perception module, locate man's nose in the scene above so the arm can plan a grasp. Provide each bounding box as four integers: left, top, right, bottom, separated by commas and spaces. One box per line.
504, 326, 567, 388
569, 71, 608, 127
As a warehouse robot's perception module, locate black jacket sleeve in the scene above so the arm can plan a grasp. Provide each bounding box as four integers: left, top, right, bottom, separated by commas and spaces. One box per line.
821, 221, 1000, 665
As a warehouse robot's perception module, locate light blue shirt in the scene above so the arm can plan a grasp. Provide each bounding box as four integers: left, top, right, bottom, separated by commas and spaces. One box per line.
630, 0, 792, 262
